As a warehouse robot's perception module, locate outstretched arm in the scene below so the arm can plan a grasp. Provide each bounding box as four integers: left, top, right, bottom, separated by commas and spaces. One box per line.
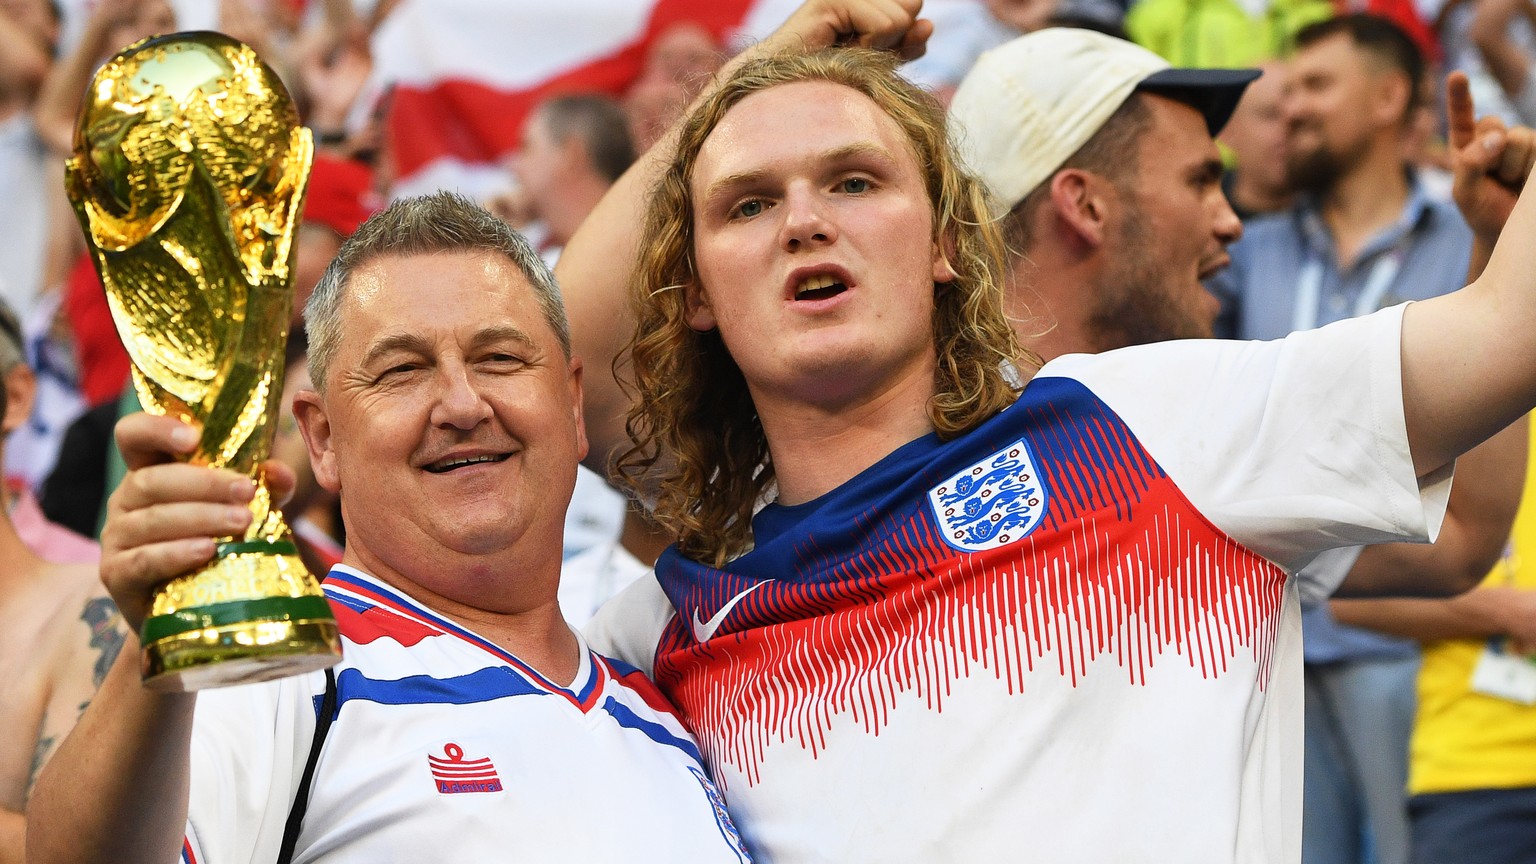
555, 0, 932, 478
26, 415, 291, 864
1335, 82, 1532, 597
1399, 74, 1536, 477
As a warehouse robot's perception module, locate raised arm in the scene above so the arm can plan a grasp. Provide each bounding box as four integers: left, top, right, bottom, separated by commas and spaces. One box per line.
1399, 74, 1536, 477
1335, 87, 1532, 597
555, 0, 931, 477
25, 415, 289, 864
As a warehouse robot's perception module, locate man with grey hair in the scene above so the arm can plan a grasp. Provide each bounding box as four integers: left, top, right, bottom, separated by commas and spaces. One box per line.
27, 192, 751, 864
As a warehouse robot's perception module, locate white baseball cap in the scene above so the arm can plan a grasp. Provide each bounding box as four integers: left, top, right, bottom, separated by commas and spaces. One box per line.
949, 28, 1261, 219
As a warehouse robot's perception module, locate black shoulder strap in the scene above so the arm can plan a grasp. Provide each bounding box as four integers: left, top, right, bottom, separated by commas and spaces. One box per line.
277, 666, 338, 864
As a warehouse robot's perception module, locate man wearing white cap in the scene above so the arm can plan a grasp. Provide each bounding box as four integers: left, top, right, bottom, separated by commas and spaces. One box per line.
947, 26, 1257, 359
948, 24, 1519, 584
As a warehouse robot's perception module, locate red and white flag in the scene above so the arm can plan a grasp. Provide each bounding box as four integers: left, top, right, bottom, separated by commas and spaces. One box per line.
371, 0, 800, 198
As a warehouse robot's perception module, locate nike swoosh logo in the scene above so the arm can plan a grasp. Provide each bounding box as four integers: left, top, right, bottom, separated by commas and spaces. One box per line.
690, 580, 771, 643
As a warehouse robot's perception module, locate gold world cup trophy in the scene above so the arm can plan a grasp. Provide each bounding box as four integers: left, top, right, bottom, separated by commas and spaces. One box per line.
65, 32, 341, 690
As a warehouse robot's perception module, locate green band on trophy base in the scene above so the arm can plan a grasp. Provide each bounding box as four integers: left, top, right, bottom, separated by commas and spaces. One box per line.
140, 594, 335, 644
215, 539, 299, 558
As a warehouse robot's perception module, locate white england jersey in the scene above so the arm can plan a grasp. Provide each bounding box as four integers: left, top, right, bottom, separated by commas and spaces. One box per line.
181, 565, 750, 864
587, 305, 1450, 863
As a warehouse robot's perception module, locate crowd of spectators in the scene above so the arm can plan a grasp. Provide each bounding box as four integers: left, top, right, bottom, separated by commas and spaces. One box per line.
3, 0, 1536, 862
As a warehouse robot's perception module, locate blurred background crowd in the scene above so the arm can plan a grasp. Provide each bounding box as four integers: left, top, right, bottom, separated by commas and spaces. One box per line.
3, 1, 1536, 863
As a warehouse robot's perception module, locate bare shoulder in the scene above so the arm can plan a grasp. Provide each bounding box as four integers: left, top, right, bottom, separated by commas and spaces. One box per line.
0, 563, 127, 802
0, 563, 104, 697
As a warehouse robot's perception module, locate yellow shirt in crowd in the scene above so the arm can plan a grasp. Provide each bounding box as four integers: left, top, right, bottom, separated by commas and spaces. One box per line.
1410, 423, 1536, 795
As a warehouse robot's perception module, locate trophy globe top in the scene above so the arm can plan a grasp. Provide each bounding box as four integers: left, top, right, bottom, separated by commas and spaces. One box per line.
64, 31, 314, 458
70, 31, 312, 275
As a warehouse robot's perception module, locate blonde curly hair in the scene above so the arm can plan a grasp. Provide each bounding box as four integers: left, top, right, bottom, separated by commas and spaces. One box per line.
617, 48, 1027, 566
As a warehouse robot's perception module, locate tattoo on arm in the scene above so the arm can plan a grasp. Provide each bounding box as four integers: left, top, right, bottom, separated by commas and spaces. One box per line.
25, 600, 126, 797
81, 596, 126, 688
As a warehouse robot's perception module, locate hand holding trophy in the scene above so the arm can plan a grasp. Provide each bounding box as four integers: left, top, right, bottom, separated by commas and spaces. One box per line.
66, 32, 341, 690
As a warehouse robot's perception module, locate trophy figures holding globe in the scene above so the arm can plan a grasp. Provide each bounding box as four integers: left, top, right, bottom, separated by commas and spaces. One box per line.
66, 32, 341, 690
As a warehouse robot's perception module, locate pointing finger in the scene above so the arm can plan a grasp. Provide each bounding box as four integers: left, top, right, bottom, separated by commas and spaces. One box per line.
1446, 71, 1476, 151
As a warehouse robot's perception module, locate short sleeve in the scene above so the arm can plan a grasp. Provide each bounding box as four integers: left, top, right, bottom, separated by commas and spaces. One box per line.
583, 573, 674, 677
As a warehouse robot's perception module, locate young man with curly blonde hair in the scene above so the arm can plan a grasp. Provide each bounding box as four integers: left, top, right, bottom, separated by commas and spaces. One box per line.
571, 2, 1536, 861
618, 47, 1022, 566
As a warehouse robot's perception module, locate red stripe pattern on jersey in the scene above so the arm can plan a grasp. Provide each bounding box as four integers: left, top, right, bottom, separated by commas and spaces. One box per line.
651, 378, 1287, 787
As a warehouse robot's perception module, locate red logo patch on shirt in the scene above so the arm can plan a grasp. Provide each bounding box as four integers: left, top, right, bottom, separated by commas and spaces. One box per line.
428, 742, 503, 794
